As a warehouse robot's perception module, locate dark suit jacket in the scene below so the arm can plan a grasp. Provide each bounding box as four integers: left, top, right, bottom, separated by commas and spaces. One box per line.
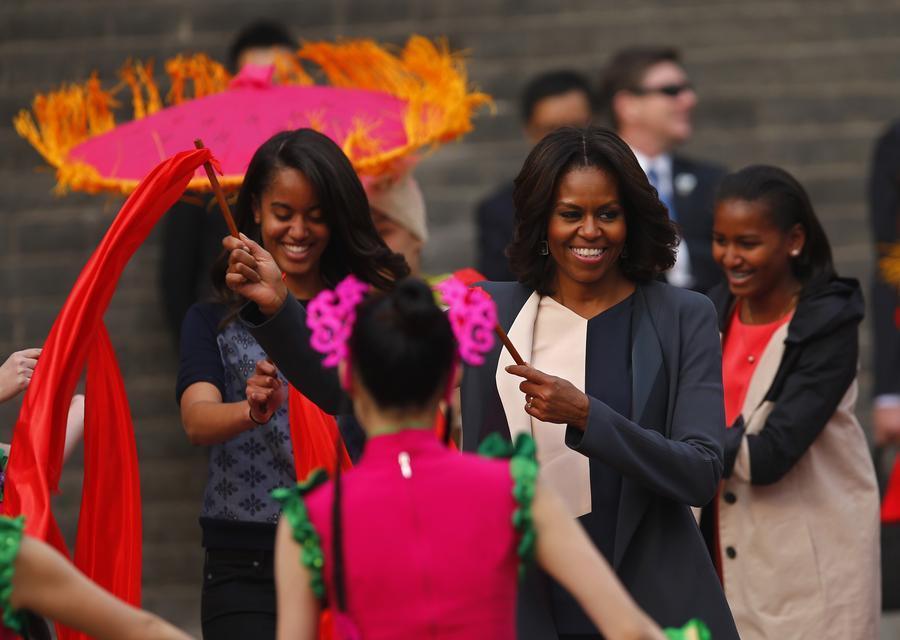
869, 121, 900, 396
160, 196, 229, 346
475, 181, 516, 282
461, 280, 738, 639
474, 157, 726, 292
671, 154, 727, 294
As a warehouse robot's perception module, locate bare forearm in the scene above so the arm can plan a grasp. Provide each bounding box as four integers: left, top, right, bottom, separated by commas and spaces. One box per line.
13, 538, 191, 640
82, 606, 189, 640
182, 400, 258, 445
275, 518, 320, 640
117, 611, 192, 640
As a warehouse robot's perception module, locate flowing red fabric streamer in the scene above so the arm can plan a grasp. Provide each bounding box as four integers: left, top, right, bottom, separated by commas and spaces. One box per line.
288, 387, 351, 482
287, 388, 351, 640
882, 458, 900, 523
3, 148, 212, 639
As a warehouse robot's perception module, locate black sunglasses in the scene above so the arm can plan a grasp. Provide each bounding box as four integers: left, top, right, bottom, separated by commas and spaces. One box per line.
630, 82, 693, 97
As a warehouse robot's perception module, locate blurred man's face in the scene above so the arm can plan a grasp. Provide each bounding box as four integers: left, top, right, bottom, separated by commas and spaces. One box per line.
371, 208, 423, 275
526, 90, 593, 144
623, 61, 697, 150
236, 45, 294, 70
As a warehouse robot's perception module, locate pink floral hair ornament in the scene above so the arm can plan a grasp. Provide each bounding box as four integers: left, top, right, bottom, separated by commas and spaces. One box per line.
306, 275, 371, 368
307, 275, 498, 369
435, 276, 497, 366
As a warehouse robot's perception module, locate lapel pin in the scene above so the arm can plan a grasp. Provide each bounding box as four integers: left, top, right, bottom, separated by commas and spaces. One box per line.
675, 173, 697, 197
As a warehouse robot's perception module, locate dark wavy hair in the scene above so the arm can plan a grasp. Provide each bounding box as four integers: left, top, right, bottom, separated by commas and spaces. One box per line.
508, 126, 678, 294
715, 164, 835, 285
211, 129, 409, 318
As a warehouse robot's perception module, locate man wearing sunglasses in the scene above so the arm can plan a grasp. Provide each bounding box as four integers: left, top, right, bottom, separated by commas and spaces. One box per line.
599, 47, 726, 293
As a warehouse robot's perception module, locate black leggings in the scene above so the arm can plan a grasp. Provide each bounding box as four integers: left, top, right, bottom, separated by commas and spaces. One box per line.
201, 548, 276, 640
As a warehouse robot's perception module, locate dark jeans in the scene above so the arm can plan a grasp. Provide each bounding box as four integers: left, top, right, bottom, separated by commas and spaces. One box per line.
201, 548, 276, 640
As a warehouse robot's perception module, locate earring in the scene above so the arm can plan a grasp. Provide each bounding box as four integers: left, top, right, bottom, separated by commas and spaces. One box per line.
620, 246, 629, 260
790, 249, 800, 257
539, 240, 549, 256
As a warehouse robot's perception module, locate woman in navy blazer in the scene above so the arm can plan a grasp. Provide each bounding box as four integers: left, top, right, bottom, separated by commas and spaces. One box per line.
224, 128, 737, 639
460, 127, 737, 639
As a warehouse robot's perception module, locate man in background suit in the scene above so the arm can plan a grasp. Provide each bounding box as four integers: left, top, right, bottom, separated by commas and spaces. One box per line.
869, 121, 900, 446
159, 21, 297, 347
475, 71, 594, 281
599, 47, 726, 293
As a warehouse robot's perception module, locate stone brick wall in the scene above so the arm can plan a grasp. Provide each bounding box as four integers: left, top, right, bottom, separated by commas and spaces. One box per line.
2, 0, 898, 632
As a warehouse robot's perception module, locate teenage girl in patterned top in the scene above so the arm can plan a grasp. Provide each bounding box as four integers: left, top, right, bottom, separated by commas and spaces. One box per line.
176, 128, 407, 639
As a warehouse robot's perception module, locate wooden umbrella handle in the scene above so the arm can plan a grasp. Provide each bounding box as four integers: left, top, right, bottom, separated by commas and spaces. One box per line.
494, 323, 525, 366
193, 139, 240, 238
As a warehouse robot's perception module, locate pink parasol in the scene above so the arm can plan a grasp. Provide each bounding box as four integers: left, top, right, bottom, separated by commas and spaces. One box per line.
14, 37, 491, 195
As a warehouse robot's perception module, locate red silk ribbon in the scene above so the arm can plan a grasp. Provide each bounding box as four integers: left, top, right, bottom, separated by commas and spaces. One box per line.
3, 149, 213, 639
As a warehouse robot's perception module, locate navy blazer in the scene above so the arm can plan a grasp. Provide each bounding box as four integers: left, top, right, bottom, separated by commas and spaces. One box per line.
461, 280, 738, 639
474, 181, 517, 282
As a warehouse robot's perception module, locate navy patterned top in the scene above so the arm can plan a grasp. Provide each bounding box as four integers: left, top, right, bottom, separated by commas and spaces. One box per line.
177, 302, 297, 549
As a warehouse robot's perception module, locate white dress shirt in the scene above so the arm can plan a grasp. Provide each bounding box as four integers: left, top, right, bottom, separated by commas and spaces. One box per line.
631, 149, 694, 289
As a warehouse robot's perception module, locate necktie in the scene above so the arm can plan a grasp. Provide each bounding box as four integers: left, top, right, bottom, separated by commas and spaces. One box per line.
646, 166, 677, 222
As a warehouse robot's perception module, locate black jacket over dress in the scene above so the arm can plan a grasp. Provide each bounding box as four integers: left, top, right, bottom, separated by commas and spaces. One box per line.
461, 281, 739, 639
473, 155, 727, 292
707, 276, 865, 481
869, 121, 900, 397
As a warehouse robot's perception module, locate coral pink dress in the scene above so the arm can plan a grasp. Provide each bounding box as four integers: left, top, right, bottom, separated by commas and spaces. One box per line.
275, 429, 535, 640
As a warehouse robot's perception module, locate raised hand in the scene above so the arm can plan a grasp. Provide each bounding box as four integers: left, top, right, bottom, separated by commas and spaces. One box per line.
0, 348, 41, 404
223, 233, 288, 316
506, 364, 590, 430
246, 359, 288, 424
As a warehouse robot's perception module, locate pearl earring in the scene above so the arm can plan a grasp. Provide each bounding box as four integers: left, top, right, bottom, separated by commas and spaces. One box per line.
790, 249, 800, 257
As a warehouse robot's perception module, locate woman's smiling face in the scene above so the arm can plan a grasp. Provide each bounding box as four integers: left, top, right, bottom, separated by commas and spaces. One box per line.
254, 166, 330, 295
712, 197, 804, 300
546, 165, 628, 291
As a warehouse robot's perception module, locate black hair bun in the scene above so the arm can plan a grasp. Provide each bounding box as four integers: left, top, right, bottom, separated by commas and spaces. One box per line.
390, 278, 441, 332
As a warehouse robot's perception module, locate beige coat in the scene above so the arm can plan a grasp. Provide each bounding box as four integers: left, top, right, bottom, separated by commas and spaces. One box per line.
718, 322, 881, 639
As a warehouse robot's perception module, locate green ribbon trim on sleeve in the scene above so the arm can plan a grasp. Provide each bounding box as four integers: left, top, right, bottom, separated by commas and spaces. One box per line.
664, 619, 712, 640
0, 516, 26, 634
478, 433, 539, 578
271, 468, 329, 599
